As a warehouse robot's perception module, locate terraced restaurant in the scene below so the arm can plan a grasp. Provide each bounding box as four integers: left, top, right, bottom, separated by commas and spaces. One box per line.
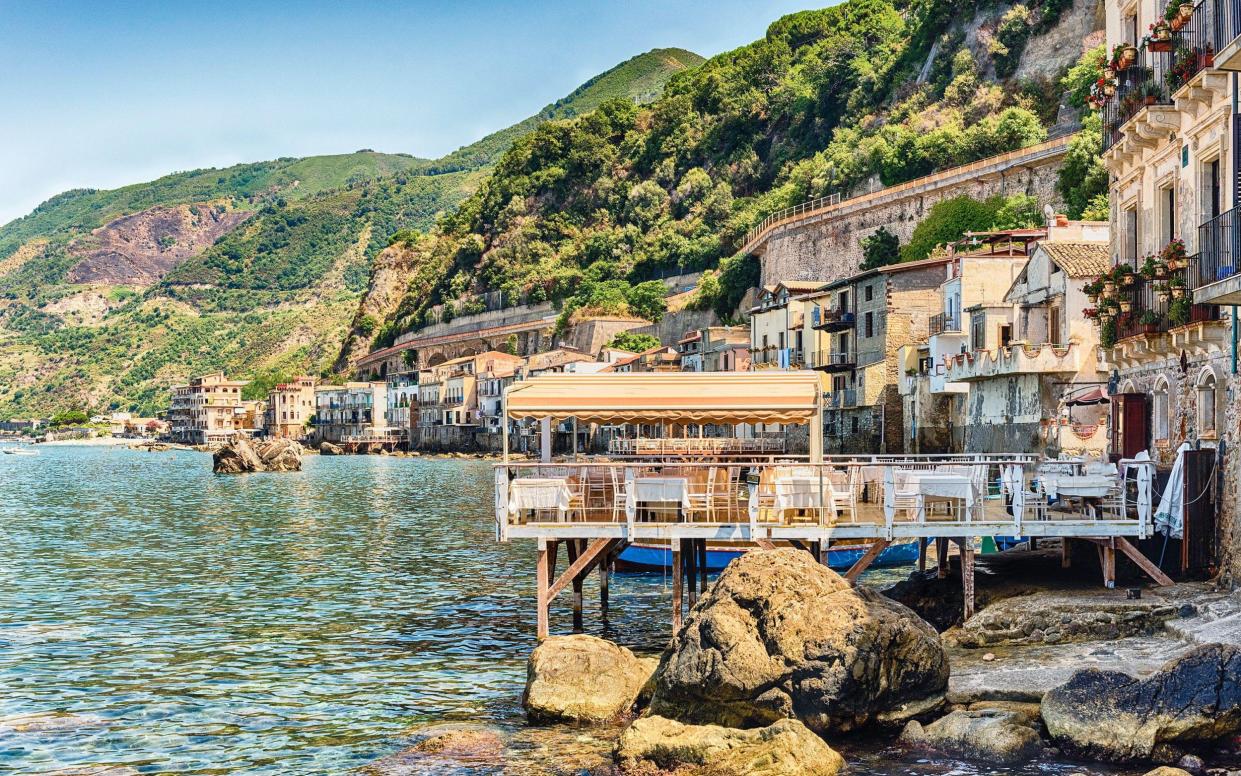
491, 372, 1172, 639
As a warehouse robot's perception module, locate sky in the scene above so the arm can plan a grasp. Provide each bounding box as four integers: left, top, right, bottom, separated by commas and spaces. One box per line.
0, 0, 815, 226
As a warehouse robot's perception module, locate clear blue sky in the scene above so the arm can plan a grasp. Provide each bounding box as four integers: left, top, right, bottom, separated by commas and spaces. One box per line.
0, 0, 815, 226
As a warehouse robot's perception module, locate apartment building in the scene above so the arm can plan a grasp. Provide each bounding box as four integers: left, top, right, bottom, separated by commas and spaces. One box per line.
749, 281, 823, 369
385, 372, 419, 447
801, 260, 945, 453
945, 225, 1111, 455
168, 372, 249, 445
414, 351, 525, 448
606, 345, 681, 373
898, 230, 1042, 452
265, 376, 317, 440
678, 326, 750, 372
1098, 0, 1240, 575
313, 382, 390, 444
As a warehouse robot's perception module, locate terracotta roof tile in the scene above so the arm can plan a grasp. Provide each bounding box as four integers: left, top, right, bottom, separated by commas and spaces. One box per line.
1040, 242, 1110, 277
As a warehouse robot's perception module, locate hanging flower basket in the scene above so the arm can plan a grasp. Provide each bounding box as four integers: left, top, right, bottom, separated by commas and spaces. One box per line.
1104, 280, 1117, 295
1179, 3, 1194, 21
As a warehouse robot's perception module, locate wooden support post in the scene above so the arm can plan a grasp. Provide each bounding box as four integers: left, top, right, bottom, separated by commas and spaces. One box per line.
755, 539, 776, 550
844, 539, 891, 582
697, 539, 708, 595
671, 541, 683, 632
1115, 537, 1174, 586
960, 537, 976, 621
917, 537, 929, 573
548, 539, 559, 584
547, 538, 616, 600
1061, 537, 1072, 568
685, 538, 698, 608
599, 553, 610, 617
936, 537, 949, 578
566, 540, 584, 632
536, 540, 551, 640
1100, 542, 1117, 589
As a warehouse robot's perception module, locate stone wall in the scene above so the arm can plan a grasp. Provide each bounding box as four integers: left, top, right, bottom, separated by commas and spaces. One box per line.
752, 140, 1068, 287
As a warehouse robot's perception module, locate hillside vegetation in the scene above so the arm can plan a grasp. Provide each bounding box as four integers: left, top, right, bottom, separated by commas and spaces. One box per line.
373, 0, 1094, 345
0, 49, 699, 418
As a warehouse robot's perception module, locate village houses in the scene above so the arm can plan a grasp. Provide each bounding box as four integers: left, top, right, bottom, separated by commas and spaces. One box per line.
168, 372, 249, 446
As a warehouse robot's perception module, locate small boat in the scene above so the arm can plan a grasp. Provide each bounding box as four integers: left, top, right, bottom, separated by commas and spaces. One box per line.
1, 449, 37, 456
614, 539, 920, 573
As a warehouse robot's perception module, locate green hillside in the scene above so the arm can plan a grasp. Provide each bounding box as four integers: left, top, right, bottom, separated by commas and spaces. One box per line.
0, 47, 698, 419
375, 0, 1087, 340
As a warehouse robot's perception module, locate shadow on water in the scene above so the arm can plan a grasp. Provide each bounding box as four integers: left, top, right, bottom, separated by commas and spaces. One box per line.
0, 447, 1148, 775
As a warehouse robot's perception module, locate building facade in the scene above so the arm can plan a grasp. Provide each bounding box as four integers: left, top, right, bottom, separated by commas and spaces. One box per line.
168, 372, 249, 445
313, 382, 391, 445
749, 281, 822, 369
265, 376, 317, 440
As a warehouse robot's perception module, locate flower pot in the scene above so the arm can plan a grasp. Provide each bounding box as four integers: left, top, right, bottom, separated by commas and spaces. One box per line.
1105, 66, 1116, 79
1150, 40, 1173, 52
1120, 49, 1137, 69
1156, 291, 1171, 303
1120, 301, 1133, 312
1104, 281, 1117, 294
1179, 4, 1194, 21
1104, 83, 1116, 96
1121, 274, 1136, 285
1172, 287, 1186, 298
1206, 52, 1215, 66
1170, 15, 1186, 31
1088, 293, 1099, 304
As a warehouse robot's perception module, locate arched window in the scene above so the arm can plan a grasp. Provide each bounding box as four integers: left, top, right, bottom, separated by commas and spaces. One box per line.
1152, 377, 1169, 442
1197, 369, 1218, 437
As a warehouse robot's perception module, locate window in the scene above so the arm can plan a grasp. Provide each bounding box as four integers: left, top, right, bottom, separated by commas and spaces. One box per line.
999, 324, 1013, 347
1159, 184, 1176, 246
1203, 158, 1222, 222
851, 416, 860, 434
1152, 378, 1169, 442
865, 285, 873, 302
1049, 307, 1062, 346
1197, 370, 1218, 436
1121, 206, 1138, 263
971, 313, 986, 350
864, 311, 874, 338
839, 290, 849, 312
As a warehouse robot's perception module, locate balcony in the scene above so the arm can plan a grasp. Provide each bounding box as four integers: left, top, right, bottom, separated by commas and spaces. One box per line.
812, 306, 856, 332
928, 312, 960, 337
1194, 206, 1241, 303
944, 343, 1087, 382
809, 350, 856, 373
1212, 0, 1241, 70
825, 389, 858, 409
1101, 41, 1178, 158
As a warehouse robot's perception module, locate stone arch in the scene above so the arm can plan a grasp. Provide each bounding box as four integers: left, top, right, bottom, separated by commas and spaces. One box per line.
1119, 379, 1137, 393
426, 351, 447, 367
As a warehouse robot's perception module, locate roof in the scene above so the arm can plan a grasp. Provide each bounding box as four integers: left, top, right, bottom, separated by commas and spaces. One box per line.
776, 280, 827, 292
504, 372, 824, 424
1039, 242, 1110, 277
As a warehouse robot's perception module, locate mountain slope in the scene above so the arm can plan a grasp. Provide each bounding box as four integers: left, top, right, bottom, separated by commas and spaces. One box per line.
359, 0, 1095, 353
0, 48, 700, 419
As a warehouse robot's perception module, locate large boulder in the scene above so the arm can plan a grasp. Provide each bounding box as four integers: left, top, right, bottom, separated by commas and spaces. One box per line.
650, 548, 948, 734
252, 438, 302, 471
358, 723, 505, 774
900, 709, 1043, 765
523, 634, 658, 723
615, 715, 844, 776
320, 441, 344, 455
212, 436, 302, 473
1042, 643, 1241, 762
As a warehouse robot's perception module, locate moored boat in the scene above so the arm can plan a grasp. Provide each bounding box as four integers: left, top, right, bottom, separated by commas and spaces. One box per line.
614, 539, 919, 573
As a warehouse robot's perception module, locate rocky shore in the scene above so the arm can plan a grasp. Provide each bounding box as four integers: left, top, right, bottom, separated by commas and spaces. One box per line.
370, 547, 1241, 775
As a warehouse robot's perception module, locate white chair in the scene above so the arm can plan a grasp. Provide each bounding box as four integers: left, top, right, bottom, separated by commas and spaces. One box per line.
609, 466, 630, 523
686, 467, 718, 522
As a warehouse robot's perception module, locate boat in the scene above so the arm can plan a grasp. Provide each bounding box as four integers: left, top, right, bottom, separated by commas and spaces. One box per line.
1, 448, 37, 456
614, 539, 920, 573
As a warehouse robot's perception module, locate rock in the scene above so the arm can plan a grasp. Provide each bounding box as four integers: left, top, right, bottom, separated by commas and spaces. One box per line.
253, 438, 302, 472
968, 700, 1042, 723
900, 709, 1043, 765
320, 441, 344, 456
212, 436, 301, 473
615, 715, 844, 776
1042, 643, 1241, 762
1179, 755, 1206, 772
650, 549, 948, 734
359, 723, 505, 774
1145, 769, 1194, 776
983, 652, 996, 661
523, 634, 658, 723
945, 591, 1180, 649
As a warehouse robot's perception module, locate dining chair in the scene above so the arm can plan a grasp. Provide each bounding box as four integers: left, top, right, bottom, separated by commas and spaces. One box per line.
609, 466, 630, 523
685, 467, 716, 522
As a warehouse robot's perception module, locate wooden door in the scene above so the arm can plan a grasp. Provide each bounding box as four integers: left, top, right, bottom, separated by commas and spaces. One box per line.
1110, 393, 1149, 461
1181, 448, 1217, 576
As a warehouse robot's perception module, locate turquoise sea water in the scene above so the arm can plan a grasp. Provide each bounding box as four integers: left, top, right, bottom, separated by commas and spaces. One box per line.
0, 446, 1136, 775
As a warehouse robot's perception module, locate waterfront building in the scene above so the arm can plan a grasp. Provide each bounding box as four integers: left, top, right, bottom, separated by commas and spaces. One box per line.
313, 382, 391, 445
265, 376, 317, 440
606, 345, 681, 373
802, 260, 945, 453
700, 326, 751, 372
946, 224, 1111, 455
414, 351, 525, 449
1097, 0, 1240, 575
677, 330, 705, 371
167, 372, 249, 445
749, 281, 823, 369
385, 372, 419, 447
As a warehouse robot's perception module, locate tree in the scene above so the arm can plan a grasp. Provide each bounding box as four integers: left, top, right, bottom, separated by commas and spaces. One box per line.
356, 314, 378, 337
860, 227, 901, 270
51, 409, 88, 426
1061, 45, 1105, 110
901, 195, 1004, 262
1057, 113, 1108, 220
626, 280, 668, 323
607, 331, 662, 352
991, 194, 1042, 230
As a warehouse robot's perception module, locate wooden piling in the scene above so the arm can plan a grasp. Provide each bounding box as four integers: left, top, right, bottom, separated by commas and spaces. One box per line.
685, 538, 698, 608
917, 537, 928, 573
566, 540, 584, 632
599, 553, 610, 616
696, 539, 708, 595
1061, 537, 1072, 568
960, 537, 975, 621
536, 540, 550, 640
671, 541, 683, 632
936, 537, 949, 578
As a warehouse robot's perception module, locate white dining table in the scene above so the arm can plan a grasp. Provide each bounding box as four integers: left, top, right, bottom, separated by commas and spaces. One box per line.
1042, 473, 1115, 499
626, 476, 691, 521
507, 477, 573, 521
748, 474, 833, 522
899, 471, 974, 521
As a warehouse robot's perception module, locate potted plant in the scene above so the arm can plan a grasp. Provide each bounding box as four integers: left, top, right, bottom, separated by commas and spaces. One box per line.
1116, 43, 1139, 69
1161, 237, 1187, 269
1167, 0, 1192, 30
1101, 317, 1118, 349
1083, 306, 1099, 321
1155, 281, 1171, 302
1103, 275, 1118, 295
1170, 275, 1187, 298
1083, 277, 1104, 303
1119, 298, 1134, 313
1146, 21, 1173, 51
1139, 255, 1166, 280
1168, 296, 1191, 326
1136, 308, 1162, 334
1115, 263, 1137, 285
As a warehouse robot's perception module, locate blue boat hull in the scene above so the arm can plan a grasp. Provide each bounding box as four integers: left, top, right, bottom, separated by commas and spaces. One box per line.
614, 540, 920, 573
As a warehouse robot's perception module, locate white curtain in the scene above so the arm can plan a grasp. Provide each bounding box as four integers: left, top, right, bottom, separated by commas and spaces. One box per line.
1153, 443, 1189, 538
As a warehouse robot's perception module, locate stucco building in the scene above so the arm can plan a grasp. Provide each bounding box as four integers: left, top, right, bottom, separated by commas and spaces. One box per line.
265, 376, 317, 440
168, 372, 249, 446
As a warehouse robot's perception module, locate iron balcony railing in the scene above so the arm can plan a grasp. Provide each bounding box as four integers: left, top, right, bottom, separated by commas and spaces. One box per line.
1196, 205, 1239, 287
810, 351, 856, 371
1169, 0, 1217, 92
929, 312, 960, 336
1112, 259, 1219, 341
1211, 0, 1241, 55
825, 389, 858, 409
812, 305, 856, 331
1101, 41, 1176, 151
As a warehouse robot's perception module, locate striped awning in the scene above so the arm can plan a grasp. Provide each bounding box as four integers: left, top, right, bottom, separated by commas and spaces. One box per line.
504, 372, 823, 424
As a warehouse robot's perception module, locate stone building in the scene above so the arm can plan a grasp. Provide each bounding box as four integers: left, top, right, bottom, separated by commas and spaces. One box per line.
313, 382, 391, 445
265, 376, 317, 440
946, 230, 1111, 455
167, 372, 248, 446
1100, 0, 1239, 576
748, 281, 823, 369
802, 258, 947, 453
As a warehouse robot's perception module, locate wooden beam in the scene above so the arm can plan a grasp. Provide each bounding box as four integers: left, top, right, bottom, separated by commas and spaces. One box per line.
935, 537, 949, 578
697, 539, 708, 595
547, 538, 616, 601
1100, 543, 1116, 589
536, 542, 551, 640
960, 537, 976, 621
686, 538, 698, 608
917, 537, 928, 573
844, 539, 890, 582
1061, 537, 1072, 568
756, 539, 776, 550
1116, 537, 1174, 586
567, 540, 584, 632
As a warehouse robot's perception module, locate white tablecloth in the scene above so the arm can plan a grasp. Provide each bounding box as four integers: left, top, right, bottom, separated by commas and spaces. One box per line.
626, 476, 690, 520
507, 477, 572, 518
1042, 473, 1114, 499
890, 471, 974, 520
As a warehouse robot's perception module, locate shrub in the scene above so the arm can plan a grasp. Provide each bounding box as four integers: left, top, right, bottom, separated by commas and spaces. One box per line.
1057, 114, 1108, 220
607, 331, 662, 352
860, 226, 901, 270
901, 195, 1005, 262
992, 194, 1043, 230
356, 314, 378, 337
